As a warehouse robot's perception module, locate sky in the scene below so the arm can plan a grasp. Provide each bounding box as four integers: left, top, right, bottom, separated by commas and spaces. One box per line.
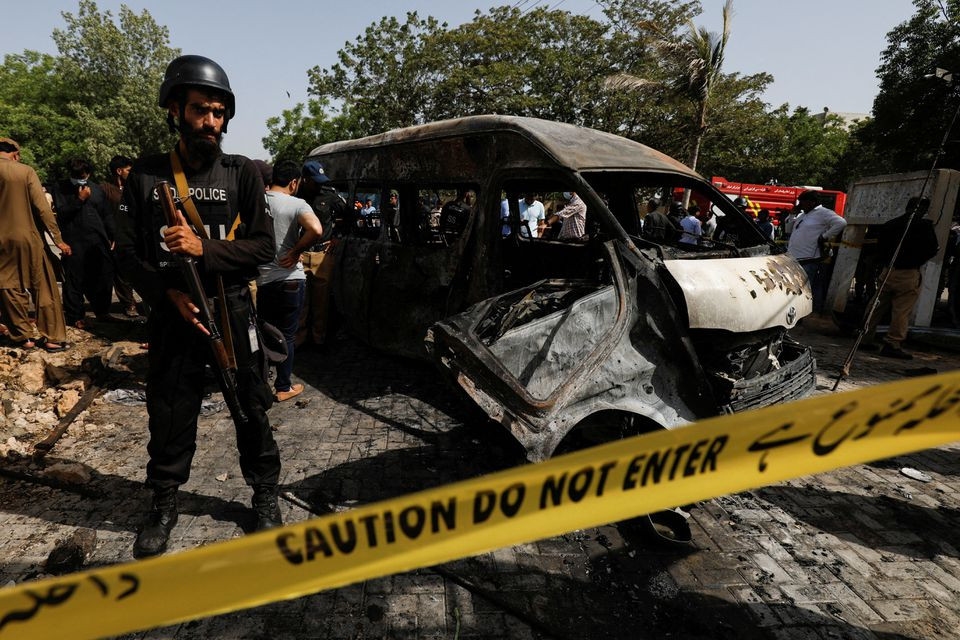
4, 0, 919, 159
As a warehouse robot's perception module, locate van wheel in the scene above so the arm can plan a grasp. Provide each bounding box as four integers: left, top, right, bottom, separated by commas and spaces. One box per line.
552, 410, 694, 547
551, 410, 660, 456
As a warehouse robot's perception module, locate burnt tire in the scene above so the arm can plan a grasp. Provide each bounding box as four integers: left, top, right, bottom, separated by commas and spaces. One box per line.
552, 410, 695, 547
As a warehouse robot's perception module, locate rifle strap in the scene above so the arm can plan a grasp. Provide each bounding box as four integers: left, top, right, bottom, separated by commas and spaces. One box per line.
170, 151, 237, 370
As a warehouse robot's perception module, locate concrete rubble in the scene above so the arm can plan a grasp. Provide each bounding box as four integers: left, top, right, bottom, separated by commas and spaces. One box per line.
0, 328, 143, 465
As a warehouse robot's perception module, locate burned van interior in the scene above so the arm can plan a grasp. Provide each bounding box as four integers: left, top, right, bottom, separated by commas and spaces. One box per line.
499, 178, 608, 291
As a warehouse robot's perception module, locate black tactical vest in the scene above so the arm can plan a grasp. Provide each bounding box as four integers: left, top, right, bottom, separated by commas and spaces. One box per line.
129, 152, 258, 284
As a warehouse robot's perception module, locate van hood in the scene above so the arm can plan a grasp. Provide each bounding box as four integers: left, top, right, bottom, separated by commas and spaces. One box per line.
663, 254, 812, 332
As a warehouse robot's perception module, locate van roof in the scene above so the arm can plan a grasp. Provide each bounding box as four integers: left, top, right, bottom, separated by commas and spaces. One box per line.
307, 115, 699, 177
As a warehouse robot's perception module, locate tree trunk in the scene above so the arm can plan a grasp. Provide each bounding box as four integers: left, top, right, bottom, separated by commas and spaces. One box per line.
687, 98, 709, 171
687, 131, 704, 173
683, 100, 709, 207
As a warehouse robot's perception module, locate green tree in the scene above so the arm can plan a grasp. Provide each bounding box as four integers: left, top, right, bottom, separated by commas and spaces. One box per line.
278, 2, 704, 162
0, 1, 178, 180
306, 12, 448, 138
775, 109, 850, 187
604, 0, 734, 172
599, 0, 701, 35
269, 0, 843, 189
699, 102, 851, 188
688, 72, 779, 182
852, 0, 960, 174
303, 7, 627, 135
0, 51, 73, 180
830, 118, 882, 189
262, 98, 355, 164
431, 7, 622, 126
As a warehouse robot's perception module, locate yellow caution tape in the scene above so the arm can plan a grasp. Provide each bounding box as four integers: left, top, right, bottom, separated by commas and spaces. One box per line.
2, 371, 959, 639
742, 196, 760, 218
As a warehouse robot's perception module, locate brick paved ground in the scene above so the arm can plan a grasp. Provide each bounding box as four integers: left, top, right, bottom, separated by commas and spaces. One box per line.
1, 316, 959, 639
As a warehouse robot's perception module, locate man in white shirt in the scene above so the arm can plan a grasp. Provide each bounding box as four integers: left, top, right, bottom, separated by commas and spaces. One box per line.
787, 191, 846, 311
360, 199, 377, 217
680, 204, 702, 246
700, 208, 718, 239
518, 193, 546, 238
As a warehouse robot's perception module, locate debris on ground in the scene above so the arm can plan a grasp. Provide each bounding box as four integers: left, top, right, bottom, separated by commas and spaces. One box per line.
44, 528, 97, 575
103, 388, 146, 406
0, 326, 147, 463
0, 436, 30, 459
55, 389, 81, 417
16, 354, 46, 394
43, 461, 94, 484
43, 361, 73, 386
103, 389, 225, 416
200, 398, 226, 416
900, 467, 933, 482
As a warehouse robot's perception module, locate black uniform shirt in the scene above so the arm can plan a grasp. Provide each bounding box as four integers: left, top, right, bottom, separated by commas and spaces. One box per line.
115, 149, 275, 308
310, 185, 344, 242
53, 180, 113, 247
642, 210, 678, 242
878, 213, 939, 270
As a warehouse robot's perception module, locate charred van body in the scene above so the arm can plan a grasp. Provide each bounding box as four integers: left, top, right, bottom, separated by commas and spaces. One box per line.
305, 116, 815, 461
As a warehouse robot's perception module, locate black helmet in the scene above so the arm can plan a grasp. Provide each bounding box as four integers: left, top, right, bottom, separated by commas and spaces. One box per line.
158, 55, 235, 119
733, 196, 749, 209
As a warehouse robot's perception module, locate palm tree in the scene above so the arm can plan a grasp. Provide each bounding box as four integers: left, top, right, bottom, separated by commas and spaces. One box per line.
605, 0, 733, 174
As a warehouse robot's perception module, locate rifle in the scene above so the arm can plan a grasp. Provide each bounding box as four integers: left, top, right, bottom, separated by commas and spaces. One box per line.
155, 180, 249, 426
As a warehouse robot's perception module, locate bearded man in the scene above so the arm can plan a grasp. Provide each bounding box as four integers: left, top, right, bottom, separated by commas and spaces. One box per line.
115, 55, 281, 557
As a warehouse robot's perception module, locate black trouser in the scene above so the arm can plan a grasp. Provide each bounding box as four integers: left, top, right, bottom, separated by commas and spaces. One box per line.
113, 250, 138, 310
145, 285, 280, 491
61, 239, 113, 324
257, 279, 305, 392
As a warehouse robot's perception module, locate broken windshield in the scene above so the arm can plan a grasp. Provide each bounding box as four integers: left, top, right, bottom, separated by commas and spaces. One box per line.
580, 171, 770, 253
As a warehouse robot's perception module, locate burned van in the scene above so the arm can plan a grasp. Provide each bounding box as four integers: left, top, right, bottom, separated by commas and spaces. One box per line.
306, 115, 815, 461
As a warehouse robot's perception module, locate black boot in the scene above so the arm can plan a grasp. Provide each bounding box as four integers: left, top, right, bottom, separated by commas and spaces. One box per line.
133, 487, 179, 558
252, 485, 282, 531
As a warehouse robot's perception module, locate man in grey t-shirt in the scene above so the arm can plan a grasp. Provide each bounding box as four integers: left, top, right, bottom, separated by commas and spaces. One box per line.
257, 161, 323, 401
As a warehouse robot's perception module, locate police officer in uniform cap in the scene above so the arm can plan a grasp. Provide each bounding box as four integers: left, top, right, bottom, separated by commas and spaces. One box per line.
116, 55, 282, 557
299, 159, 344, 242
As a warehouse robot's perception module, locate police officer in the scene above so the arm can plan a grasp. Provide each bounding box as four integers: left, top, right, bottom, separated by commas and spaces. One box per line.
116, 55, 281, 557
294, 160, 345, 346
299, 159, 344, 242
439, 189, 472, 244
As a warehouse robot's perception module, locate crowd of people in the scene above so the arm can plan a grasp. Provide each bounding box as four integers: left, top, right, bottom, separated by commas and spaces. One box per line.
1, 141, 116, 350
0, 145, 149, 350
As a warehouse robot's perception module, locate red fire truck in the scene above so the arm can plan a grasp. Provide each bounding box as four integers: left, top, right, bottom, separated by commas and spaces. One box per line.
709, 176, 847, 217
